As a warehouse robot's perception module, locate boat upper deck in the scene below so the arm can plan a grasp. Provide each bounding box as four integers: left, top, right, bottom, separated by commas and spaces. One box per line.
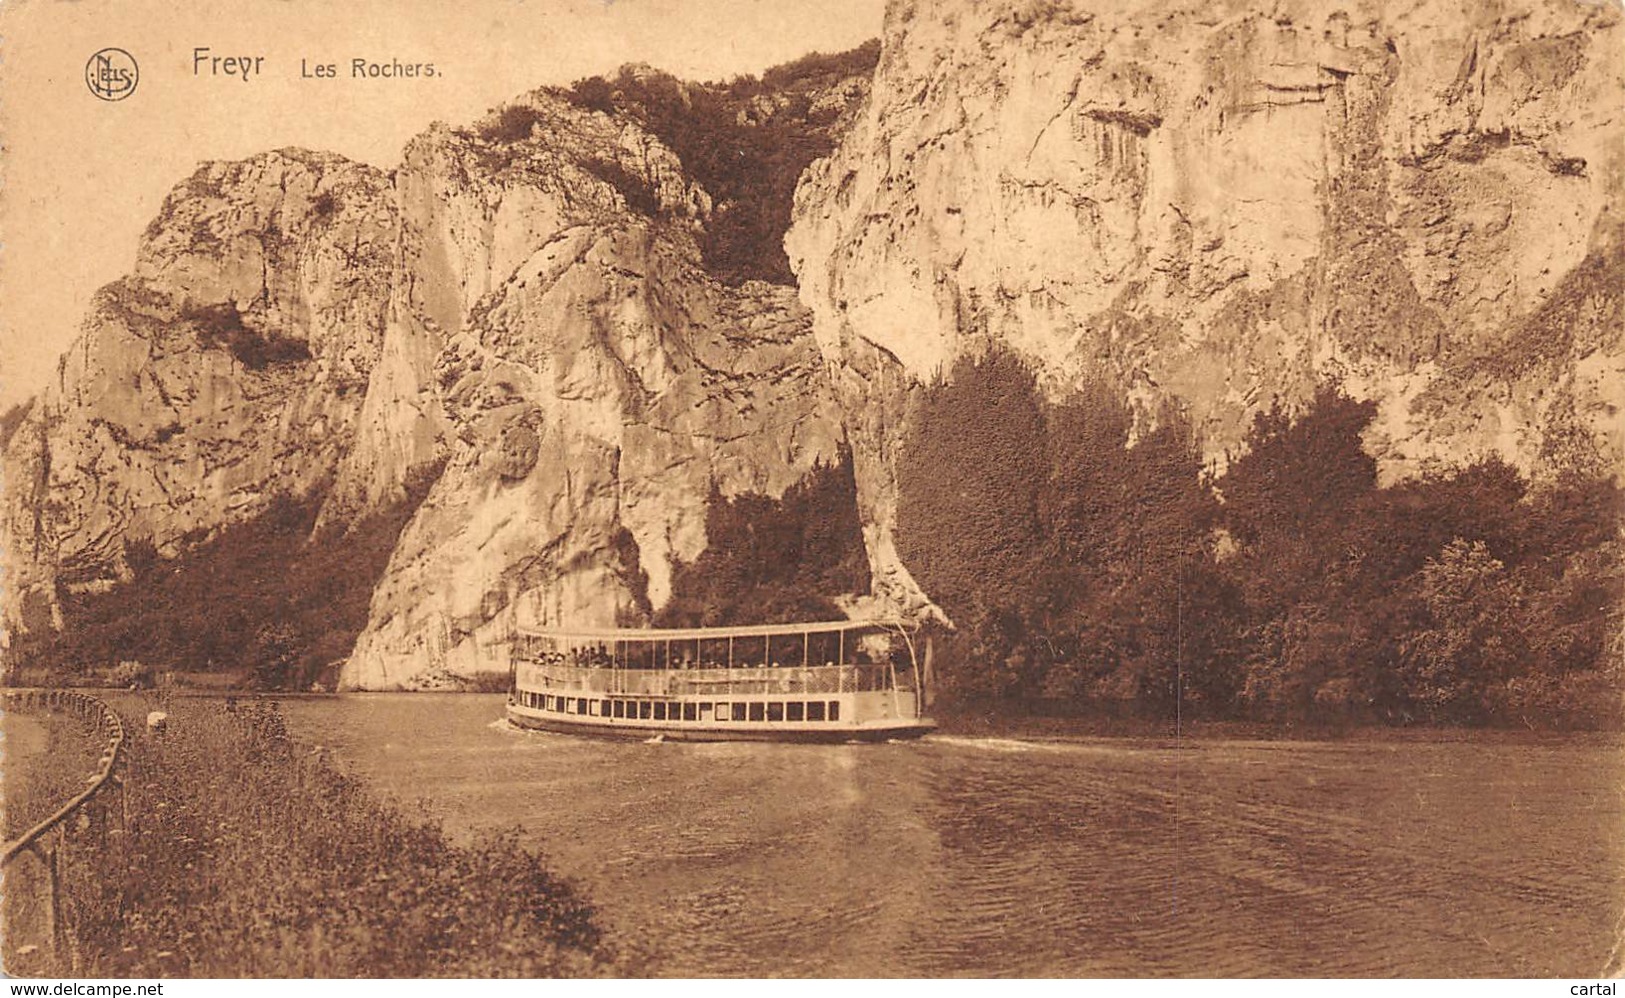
512, 619, 922, 698
516, 661, 909, 697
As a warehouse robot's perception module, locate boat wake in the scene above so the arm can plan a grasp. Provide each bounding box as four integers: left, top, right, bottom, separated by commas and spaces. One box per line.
488, 717, 568, 739
922, 734, 1121, 756
924, 734, 1041, 753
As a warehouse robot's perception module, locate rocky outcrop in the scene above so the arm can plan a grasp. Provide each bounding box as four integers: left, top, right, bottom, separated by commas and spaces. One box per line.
8, 7, 1620, 684
2, 150, 400, 634
2, 89, 852, 689
343, 97, 844, 688
787, 0, 1623, 610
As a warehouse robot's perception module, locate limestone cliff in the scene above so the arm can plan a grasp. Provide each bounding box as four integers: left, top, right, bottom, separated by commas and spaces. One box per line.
2, 81, 856, 690
343, 95, 844, 688
7, 8, 1620, 687
787, 0, 1624, 611
3, 150, 400, 633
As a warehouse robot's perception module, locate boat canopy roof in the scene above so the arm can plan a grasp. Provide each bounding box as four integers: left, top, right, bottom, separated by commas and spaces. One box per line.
515, 619, 910, 642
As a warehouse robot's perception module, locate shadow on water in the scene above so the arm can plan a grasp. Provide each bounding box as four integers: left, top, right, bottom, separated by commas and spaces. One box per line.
282, 693, 1625, 977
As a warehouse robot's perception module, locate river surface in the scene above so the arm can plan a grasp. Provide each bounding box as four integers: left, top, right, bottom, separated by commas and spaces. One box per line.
282, 694, 1624, 977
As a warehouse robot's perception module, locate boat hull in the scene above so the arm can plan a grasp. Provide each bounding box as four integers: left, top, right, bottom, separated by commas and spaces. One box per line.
506, 707, 935, 743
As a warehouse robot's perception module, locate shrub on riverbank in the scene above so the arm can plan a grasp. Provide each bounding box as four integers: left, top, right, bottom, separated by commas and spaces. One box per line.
897, 348, 1624, 730
61, 699, 614, 977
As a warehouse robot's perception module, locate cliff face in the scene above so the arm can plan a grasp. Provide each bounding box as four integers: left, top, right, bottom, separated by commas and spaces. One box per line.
7, 6, 1621, 685
787, 0, 1623, 611
343, 97, 844, 688
2, 150, 400, 632
2, 85, 853, 689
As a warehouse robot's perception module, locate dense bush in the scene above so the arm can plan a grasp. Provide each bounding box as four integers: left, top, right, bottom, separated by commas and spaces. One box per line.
563, 41, 879, 285
184, 302, 311, 370
655, 452, 870, 627
7, 462, 444, 690
895, 347, 1623, 729
581, 158, 662, 216
478, 104, 546, 144
0, 399, 33, 449
41, 699, 612, 977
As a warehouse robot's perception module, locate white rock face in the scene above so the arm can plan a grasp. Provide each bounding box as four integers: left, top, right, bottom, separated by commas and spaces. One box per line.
787, 0, 1623, 609
2, 150, 399, 634
341, 102, 845, 686
9, 11, 1620, 684
1, 93, 848, 689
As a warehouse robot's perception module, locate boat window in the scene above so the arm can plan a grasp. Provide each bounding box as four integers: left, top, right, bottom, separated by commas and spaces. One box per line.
639, 702, 653, 720
698, 637, 729, 670
788, 702, 805, 722
767, 702, 785, 722
748, 702, 765, 722
807, 701, 826, 721
807, 630, 841, 667
768, 634, 803, 668
653, 702, 667, 721
699, 703, 713, 721
731, 703, 747, 722
827, 700, 840, 721
588, 700, 600, 717
612, 701, 625, 719
714, 702, 729, 719
682, 702, 698, 722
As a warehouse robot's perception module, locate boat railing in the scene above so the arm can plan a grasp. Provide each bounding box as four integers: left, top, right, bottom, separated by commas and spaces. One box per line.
516, 662, 909, 697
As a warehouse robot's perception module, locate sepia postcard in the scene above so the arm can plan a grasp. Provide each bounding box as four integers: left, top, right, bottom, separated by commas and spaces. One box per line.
1, 0, 1621, 981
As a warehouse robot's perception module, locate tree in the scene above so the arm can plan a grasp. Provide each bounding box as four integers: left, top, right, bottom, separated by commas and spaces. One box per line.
656, 454, 869, 627
1399, 539, 1527, 721
896, 348, 1048, 623
251, 621, 302, 691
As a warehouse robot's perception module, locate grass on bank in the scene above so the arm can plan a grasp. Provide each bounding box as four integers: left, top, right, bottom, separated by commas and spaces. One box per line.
1, 707, 105, 839
2, 705, 111, 978
25, 698, 617, 978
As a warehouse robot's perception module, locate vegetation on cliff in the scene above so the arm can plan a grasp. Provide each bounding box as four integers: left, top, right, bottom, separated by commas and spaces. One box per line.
897, 349, 1624, 729
656, 452, 870, 626
562, 41, 880, 285
182, 302, 313, 371
4, 463, 443, 691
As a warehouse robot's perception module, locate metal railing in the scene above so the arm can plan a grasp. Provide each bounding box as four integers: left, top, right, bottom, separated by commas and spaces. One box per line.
516, 662, 912, 697
2, 689, 128, 972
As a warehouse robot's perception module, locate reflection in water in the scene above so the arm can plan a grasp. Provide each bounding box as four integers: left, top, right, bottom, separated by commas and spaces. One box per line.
283, 694, 1624, 977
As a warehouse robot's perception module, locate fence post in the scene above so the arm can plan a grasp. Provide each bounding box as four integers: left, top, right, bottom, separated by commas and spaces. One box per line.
45, 836, 63, 961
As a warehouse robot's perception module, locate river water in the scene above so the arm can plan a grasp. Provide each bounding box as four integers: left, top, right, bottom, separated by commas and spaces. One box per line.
282, 694, 1623, 977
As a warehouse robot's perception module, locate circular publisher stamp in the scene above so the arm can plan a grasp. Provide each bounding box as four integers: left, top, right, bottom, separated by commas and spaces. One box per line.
86, 48, 139, 101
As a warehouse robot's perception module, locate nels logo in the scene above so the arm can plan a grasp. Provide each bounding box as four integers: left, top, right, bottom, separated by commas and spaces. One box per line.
86, 48, 139, 101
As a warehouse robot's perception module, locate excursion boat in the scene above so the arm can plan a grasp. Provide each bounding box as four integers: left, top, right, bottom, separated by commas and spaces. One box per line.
506, 619, 935, 742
